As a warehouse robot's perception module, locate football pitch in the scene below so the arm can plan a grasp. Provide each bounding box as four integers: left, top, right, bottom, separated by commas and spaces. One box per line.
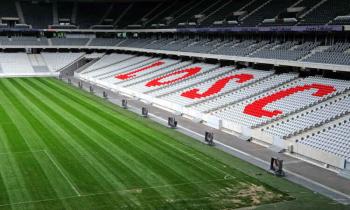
0, 77, 347, 210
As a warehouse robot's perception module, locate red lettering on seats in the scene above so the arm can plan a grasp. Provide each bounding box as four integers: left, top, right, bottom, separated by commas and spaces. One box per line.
115, 61, 165, 80
145, 67, 202, 87
243, 83, 336, 118
181, 73, 254, 99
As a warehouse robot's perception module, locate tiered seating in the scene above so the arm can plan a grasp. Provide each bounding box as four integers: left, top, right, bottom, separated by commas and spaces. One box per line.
41, 53, 85, 72
96, 58, 175, 82
298, 0, 350, 25
118, 38, 155, 48
74, 52, 350, 168
28, 54, 50, 73
92, 58, 161, 80
213, 77, 350, 128
213, 40, 266, 57
303, 42, 350, 65
158, 39, 193, 51
82, 54, 135, 74
305, 52, 350, 66
181, 39, 221, 53
57, 2, 73, 20
330, 16, 350, 25
0, 0, 349, 29
76, 3, 110, 29
169, 0, 211, 26
0, 53, 34, 75
125, 63, 215, 93
240, 0, 296, 26
200, 0, 249, 26
251, 41, 319, 61
160, 69, 274, 106
51, 38, 90, 46
111, 59, 181, 84
191, 73, 298, 112
262, 93, 350, 139
88, 38, 124, 46
21, 1, 53, 29
149, 66, 235, 97
81, 56, 152, 78
117, 2, 159, 28
295, 117, 350, 160
5, 37, 48, 46
0, 1, 17, 18
133, 2, 168, 27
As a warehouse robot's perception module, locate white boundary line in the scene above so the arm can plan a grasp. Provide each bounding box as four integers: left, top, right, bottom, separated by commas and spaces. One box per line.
43, 150, 81, 196
148, 112, 350, 202
0, 177, 234, 207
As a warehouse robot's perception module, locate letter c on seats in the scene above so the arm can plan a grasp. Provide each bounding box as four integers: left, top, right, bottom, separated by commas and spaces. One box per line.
243, 83, 336, 118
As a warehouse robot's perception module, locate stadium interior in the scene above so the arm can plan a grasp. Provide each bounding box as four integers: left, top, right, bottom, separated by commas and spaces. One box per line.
0, 0, 350, 209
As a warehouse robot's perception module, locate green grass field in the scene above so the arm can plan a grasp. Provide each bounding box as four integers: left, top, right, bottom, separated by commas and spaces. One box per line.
0, 77, 347, 210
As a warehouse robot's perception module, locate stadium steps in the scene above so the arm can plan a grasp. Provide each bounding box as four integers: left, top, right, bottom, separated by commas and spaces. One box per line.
85, 38, 93, 46
186, 70, 277, 108
239, 0, 259, 12
240, 0, 273, 21
168, 0, 205, 25
75, 58, 101, 73
199, 0, 232, 24
289, 0, 306, 8
248, 41, 275, 56
113, 3, 133, 26
144, 0, 178, 26
143, 64, 221, 94
299, 46, 330, 61
81, 54, 137, 75
15, 1, 25, 24
196, 74, 299, 113
153, 67, 234, 97
299, 0, 328, 19
122, 61, 193, 88
52, 1, 58, 25
136, 2, 163, 26
48, 38, 53, 46
259, 91, 350, 139
252, 90, 349, 129
89, 56, 154, 78
71, 2, 78, 24
98, 3, 114, 25
94, 57, 157, 79
288, 113, 350, 143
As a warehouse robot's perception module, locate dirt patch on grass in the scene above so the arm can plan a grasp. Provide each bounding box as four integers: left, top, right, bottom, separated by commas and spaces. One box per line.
212, 183, 285, 208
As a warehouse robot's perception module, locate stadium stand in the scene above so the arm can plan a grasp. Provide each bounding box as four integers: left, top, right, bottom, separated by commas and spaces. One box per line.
0, 0, 349, 29
51, 37, 90, 46
298, 0, 350, 26
0, 0, 349, 177
41, 52, 85, 72
76, 3, 110, 29
74, 52, 350, 170
21, 1, 53, 29
0, 53, 34, 75
294, 117, 350, 161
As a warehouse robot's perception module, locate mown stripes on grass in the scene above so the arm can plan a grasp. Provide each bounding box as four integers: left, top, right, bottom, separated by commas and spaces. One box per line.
0, 77, 289, 210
